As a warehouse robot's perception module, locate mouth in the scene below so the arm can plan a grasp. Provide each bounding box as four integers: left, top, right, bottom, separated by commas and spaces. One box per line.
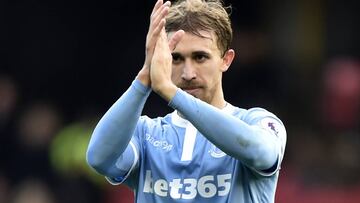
182, 87, 200, 95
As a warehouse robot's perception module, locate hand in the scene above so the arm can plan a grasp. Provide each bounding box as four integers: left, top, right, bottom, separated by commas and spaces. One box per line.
137, 0, 171, 86
150, 28, 184, 101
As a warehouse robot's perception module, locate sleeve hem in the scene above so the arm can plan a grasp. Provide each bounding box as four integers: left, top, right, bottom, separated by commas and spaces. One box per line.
168, 88, 184, 109
132, 79, 152, 95
105, 141, 139, 185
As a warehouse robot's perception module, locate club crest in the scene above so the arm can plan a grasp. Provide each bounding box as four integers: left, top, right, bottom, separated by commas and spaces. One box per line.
209, 144, 226, 158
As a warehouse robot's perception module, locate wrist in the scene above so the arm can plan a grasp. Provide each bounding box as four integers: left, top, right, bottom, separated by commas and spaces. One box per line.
152, 81, 177, 102
136, 66, 151, 87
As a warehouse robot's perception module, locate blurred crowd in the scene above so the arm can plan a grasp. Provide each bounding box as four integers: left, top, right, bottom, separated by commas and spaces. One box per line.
1, 0, 360, 202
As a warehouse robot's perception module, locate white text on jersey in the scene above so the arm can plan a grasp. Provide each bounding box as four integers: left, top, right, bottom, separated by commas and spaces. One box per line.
145, 133, 173, 152
143, 170, 232, 199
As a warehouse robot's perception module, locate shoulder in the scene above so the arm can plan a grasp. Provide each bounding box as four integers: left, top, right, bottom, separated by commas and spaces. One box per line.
226, 104, 284, 124
232, 106, 286, 138
229, 105, 277, 121
245, 107, 286, 140
242, 107, 283, 125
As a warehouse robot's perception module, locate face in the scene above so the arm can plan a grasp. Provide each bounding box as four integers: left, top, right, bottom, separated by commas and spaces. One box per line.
169, 30, 234, 106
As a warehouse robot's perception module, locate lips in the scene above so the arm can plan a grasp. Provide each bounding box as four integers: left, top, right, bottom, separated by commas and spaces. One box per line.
182, 87, 200, 95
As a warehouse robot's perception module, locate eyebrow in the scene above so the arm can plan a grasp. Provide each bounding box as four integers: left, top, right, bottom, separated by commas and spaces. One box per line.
191, 51, 210, 56
172, 51, 211, 57
171, 52, 183, 59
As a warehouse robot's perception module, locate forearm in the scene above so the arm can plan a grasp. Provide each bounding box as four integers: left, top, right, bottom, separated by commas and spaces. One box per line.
136, 65, 151, 87
169, 89, 279, 170
86, 79, 151, 172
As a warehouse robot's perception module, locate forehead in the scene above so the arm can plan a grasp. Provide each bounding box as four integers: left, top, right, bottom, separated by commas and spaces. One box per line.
168, 30, 221, 55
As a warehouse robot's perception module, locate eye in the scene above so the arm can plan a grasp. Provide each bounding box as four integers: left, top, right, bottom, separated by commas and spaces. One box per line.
172, 53, 183, 64
193, 53, 209, 63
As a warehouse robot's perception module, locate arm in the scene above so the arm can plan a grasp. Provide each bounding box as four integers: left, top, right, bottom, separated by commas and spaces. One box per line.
169, 90, 285, 172
86, 80, 151, 177
86, 0, 171, 179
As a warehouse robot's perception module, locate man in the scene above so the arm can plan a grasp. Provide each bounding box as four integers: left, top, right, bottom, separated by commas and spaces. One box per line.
86, 0, 286, 202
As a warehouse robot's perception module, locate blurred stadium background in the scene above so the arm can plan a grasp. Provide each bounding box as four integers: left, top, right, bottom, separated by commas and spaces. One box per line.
1, 0, 359, 202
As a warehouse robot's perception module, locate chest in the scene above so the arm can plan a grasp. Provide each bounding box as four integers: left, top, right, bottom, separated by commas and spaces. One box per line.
137, 124, 238, 201
140, 124, 236, 177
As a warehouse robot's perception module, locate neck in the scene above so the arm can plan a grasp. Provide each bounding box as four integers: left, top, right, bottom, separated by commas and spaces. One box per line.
210, 86, 227, 109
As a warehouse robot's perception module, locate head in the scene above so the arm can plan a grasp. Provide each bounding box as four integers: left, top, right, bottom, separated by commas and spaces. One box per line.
166, 0, 235, 107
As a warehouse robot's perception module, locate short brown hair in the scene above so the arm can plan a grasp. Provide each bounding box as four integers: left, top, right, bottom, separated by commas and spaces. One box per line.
166, 0, 232, 56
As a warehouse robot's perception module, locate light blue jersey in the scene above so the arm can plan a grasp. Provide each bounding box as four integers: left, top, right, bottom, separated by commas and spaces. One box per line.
87, 80, 286, 203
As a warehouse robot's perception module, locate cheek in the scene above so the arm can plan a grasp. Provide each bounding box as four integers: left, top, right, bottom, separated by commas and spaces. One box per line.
171, 67, 182, 82
201, 64, 220, 82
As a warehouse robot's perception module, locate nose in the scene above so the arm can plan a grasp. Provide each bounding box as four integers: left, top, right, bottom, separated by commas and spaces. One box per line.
181, 61, 196, 81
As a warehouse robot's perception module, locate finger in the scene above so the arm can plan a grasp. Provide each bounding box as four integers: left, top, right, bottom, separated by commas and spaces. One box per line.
151, 19, 166, 44
147, 19, 166, 56
168, 30, 185, 51
159, 28, 168, 44
150, 4, 169, 31
146, 4, 168, 48
156, 28, 172, 53
151, 0, 163, 17
152, 31, 170, 67
151, 1, 171, 24
158, 20, 167, 35
148, 2, 170, 38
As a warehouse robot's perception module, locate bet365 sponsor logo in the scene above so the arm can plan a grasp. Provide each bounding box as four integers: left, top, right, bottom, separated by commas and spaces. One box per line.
143, 170, 232, 199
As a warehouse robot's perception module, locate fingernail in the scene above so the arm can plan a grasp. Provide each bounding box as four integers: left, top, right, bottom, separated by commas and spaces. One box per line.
164, 1, 171, 6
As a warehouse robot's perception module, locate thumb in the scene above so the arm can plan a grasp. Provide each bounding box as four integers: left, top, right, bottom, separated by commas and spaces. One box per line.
168, 30, 185, 51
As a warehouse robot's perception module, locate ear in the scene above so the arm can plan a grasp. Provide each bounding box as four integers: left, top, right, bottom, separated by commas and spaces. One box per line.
221, 49, 235, 72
